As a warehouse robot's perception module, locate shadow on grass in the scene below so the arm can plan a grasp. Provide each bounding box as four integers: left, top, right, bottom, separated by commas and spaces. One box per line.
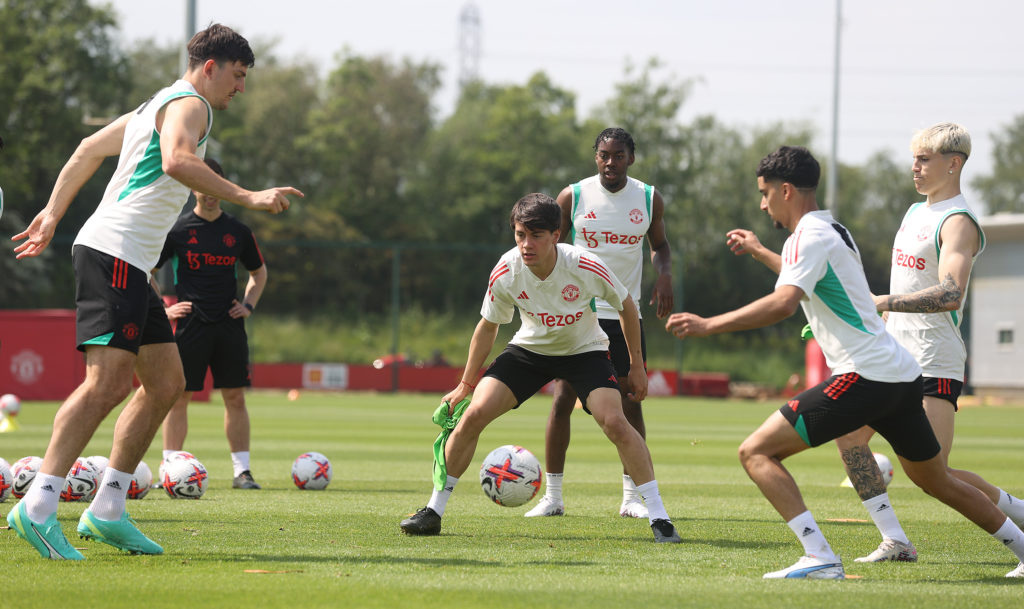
184, 552, 596, 568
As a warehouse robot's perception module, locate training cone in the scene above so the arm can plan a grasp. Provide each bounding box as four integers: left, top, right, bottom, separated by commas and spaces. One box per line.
0, 415, 19, 433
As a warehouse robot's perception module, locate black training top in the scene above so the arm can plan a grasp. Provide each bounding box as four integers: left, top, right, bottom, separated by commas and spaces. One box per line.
156, 210, 264, 322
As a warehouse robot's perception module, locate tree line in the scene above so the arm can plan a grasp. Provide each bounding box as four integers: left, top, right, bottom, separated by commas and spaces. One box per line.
3, 0, 1022, 345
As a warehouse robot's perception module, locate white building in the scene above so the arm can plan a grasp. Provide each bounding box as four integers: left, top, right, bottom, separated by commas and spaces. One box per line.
969, 214, 1024, 399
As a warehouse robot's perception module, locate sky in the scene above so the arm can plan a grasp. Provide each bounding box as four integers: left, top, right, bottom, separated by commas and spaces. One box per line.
101, 0, 1024, 213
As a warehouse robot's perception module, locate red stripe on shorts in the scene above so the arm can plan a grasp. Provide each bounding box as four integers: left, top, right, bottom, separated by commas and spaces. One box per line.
824, 372, 860, 399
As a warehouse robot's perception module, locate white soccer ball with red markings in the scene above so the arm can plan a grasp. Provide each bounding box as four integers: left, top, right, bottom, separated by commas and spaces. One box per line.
61, 457, 101, 502
162, 457, 208, 499
291, 452, 332, 490
874, 452, 895, 487
84, 455, 109, 480
479, 445, 542, 507
10, 455, 42, 499
158, 450, 197, 482
0, 460, 13, 503
0, 394, 20, 417
128, 461, 153, 500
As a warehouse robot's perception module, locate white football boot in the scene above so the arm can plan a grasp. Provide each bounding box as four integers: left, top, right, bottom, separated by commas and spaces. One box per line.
763, 555, 845, 579
524, 495, 564, 517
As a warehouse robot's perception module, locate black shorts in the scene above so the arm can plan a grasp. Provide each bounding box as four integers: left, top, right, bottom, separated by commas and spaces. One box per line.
598, 318, 647, 378
174, 315, 251, 391
483, 344, 618, 413
923, 377, 963, 411
779, 373, 940, 462
73, 245, 174, 354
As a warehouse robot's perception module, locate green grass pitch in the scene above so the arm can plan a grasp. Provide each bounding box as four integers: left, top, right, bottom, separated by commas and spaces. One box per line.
1, 391, 1022, 608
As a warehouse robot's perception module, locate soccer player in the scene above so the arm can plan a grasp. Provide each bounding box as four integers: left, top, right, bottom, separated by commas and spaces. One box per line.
666, 146, 1024, 579
400, 193, 681, 543
154, 158, 267, 490
832, 123, 1024, 565
8, 24, 302, 560
526, 127, 673, 519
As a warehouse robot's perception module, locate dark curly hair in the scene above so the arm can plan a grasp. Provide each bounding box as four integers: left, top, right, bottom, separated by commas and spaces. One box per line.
593, 127, 635, 156
756, 146, 820, 190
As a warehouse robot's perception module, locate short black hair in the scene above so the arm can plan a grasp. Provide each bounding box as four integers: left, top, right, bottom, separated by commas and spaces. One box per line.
510, 193, 561, 232
756, 146, 820, 190
593, 127, 635, 156
204, 157, 224, 177
187, 24, 255, 69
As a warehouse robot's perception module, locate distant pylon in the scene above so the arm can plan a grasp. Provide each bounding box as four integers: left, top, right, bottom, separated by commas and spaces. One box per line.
458, 2, 481, 88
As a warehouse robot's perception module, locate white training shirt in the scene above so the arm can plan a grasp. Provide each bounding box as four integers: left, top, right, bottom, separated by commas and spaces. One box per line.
481, 243, 630, 356
885, 195, 985, 380
776, 210, 921, 382
75, 80, 212, 273
569, 175, 653, 320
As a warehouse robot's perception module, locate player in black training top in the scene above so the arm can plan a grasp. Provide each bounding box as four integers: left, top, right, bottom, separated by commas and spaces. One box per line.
153, 158, 266, 490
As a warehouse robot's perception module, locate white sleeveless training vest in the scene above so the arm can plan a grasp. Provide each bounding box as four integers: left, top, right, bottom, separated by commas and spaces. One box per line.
569, 175, 653, 320
885, 194, 985, 380
75, 80, 212, 273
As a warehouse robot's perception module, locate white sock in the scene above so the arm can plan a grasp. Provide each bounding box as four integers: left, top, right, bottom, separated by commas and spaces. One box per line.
231, 451, 250, 477
89, 468, 132, 521
426, 475, 458, 516
787, 510, 837, 561
863, 492, 910, 544
623, 474, 642, 503
636, 479, 669, 522
162, 449, 175, 460
997, 489, 1024, 528
993, 517, 1024, 563
24, 473, 64, 524
544, 473, 564, 501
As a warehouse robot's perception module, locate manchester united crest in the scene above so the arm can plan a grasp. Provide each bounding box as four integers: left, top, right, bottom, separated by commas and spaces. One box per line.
562, 284, 580, 302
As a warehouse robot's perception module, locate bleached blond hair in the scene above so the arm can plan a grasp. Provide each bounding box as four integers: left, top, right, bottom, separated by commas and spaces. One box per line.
911, 122, 971, 160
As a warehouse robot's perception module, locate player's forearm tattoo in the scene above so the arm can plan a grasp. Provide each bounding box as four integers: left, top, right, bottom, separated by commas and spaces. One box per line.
840, 445, 887, 500
885, 273, 962, 313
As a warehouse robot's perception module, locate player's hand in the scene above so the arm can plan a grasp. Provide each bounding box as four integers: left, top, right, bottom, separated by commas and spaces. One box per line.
626, 365, 648, 402
649, 273, 674, 319
872, 293, 888, 313
12, 211, 58, 259
164, 301, 192, 320
726, 229, 762, 257
665, 312, 711, 339
228, 299, 251, 319
441, 384, 471, 415
247, 187, 304, 214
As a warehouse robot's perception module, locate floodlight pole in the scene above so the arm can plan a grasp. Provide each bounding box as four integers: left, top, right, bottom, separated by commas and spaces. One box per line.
827, 0, 842, 217
180, 0, 196, 75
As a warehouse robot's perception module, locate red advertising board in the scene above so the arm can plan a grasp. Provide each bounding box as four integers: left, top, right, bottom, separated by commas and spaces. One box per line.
0, 310, 85, 400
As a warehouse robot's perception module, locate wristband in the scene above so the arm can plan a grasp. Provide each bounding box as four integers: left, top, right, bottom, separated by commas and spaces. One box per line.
460, 380, 476, 390
243, 303, 254, 312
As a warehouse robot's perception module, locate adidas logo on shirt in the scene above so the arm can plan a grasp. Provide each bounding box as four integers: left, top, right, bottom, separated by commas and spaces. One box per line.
517, 291, 529, 300
584, 211, 597, 220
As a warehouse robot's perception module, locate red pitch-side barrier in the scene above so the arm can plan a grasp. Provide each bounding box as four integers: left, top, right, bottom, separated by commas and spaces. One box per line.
0, 310, 729, 399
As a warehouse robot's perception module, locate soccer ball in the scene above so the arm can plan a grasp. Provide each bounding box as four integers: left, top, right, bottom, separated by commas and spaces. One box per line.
84, 455, 109, 480
874, 452, 895, 487
479, 445, 542, 507
0, 394, 20, 417
162, 457, 208, 499
0, 460, 13, 503
128, 461, 153, 500
291, 452, 332, 490
61, 457, 100, 502
10, 455, 42, 499
158, 450, 196, 484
